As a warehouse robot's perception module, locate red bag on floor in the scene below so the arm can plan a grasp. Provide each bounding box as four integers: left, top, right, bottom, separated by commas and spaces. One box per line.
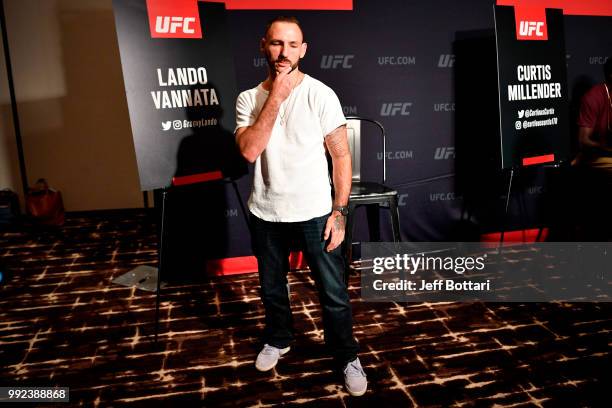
25, 179, 65, 226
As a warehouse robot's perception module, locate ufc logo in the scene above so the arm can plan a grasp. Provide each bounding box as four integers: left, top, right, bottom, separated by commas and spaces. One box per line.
380, 103, 411, 116
519, 21, 544, 36
528, 186, 543, 195
146, 0, 202, 39
438, 54, 455, 68
155, 16, 196, 34
517, 20, 547, 40
320, 55, 354, 69
434, 147, 455, 160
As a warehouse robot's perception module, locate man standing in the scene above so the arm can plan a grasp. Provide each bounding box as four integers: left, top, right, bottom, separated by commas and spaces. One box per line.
234, 17, 367, 396
575, 57, 612, 240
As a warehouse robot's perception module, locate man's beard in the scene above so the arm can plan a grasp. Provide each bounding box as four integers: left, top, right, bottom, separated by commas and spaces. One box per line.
267, 55, 299, 75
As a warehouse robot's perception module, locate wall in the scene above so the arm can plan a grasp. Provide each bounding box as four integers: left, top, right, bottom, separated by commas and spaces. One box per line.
0, 5, 21, 202
2, 0, 142, 211
228, 0, 612, 241
1, 0, 610, 240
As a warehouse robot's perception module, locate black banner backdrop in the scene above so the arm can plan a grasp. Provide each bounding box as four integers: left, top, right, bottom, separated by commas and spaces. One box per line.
113, 0, 242, 191
112, 0, 611, 273
113, 0, 251, 276
495, 5, 570, 168
227, 0, 611, 246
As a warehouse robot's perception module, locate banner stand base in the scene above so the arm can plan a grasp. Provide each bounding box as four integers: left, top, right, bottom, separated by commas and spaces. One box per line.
112, 265, 166, 292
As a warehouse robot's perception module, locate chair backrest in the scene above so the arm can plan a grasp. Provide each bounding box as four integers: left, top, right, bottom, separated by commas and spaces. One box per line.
345, 116, 386, 184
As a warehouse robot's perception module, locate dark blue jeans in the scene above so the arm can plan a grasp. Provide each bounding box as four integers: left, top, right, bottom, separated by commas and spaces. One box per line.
250, 213, 359, 365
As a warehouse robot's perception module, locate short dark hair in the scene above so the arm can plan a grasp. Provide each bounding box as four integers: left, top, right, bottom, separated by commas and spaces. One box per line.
264, 16, 305, 42
604, 57, 612, 79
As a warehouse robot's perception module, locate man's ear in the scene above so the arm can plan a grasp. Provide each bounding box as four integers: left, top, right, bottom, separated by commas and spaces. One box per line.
260, 37, 266, 53
300, 42, 307, 59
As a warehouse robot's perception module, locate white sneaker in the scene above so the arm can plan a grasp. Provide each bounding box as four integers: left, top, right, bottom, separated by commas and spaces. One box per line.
344, 357, 367, 396
255, 344, 290, 371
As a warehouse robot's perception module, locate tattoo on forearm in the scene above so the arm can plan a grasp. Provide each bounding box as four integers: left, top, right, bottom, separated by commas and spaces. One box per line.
326, 126, 350, 157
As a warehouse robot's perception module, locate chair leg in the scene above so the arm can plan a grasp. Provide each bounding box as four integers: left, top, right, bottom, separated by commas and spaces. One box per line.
389, 195, 401, 242
365, 204, 381, 242
344, 204, 356, 286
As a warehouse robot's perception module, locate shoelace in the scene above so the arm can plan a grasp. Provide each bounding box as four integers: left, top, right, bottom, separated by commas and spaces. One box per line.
261, 344, 280, 355
344, 360, 366, 377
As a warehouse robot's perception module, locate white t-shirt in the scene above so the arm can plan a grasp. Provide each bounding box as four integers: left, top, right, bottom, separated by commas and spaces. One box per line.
235, 74, 346, 222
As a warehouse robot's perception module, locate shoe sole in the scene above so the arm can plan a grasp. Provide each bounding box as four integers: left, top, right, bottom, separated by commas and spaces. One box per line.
346, 386, 367, 397
255, 347, 290, 372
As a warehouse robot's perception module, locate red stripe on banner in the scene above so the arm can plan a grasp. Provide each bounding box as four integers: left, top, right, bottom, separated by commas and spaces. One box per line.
207, 256, 257, 276
522, 154, 555, 166
497, 0, 612, 17
481, 228, 549, 246
172, 170, 223, 186
218, 0, 353, 10
146, 0, 353, 39
207, 252, 308, 276
287, 251, 307, 271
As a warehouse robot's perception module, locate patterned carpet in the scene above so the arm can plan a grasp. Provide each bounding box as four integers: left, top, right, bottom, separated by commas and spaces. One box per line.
0, 211, 609, 407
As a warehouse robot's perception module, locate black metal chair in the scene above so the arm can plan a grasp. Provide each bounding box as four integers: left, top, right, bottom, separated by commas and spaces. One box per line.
343, 116, 401, 283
